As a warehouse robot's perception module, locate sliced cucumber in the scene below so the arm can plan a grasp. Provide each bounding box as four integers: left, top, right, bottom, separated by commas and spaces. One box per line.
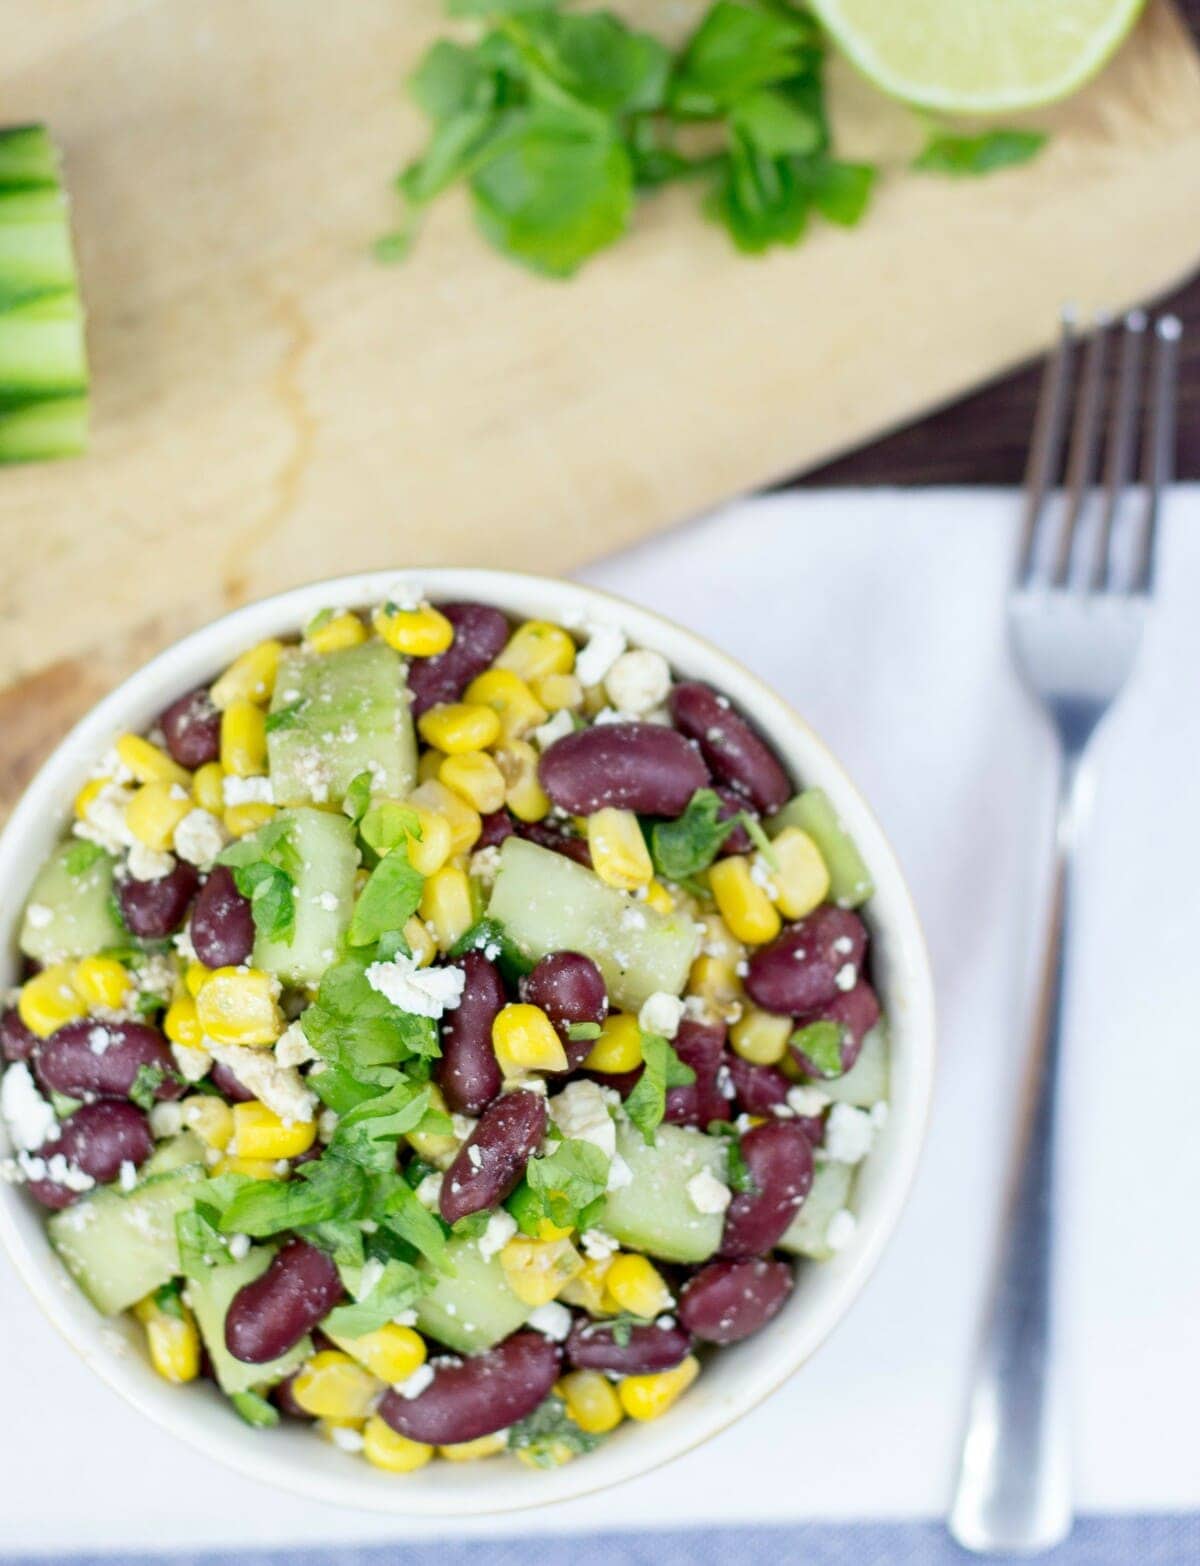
487, 837, 699, 1012
48, 1164, 204, 1315
187, 1248, 312, 1395
251, 807, 359, 986
601, 1122, 726, 1264
817, 1024, 889, 1107
19, 840, 124, 962
267, 642, 416, 807
416, 1233, 531, 1354
769, 788, 873, 908
778, 1159, 854, 1261
140, 1130, 206, 1178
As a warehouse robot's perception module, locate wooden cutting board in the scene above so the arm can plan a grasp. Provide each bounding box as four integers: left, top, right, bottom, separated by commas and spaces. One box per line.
3, 0, 1200, 813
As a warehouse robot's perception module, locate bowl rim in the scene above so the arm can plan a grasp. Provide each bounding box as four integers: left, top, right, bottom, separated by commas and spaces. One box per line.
0, 566, 936, 1518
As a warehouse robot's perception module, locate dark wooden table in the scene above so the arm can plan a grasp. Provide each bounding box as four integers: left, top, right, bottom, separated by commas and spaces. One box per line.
803, 0, 1200, 487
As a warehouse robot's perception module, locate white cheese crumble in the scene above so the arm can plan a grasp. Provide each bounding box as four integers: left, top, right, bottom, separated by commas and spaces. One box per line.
415, 1172, 444, 1211
592, 705, 636, 726
834, 962, 858, 992
477, 1208, 518, 1261
171, 1042, 213, 1084
638, 991, 684, 1040
532, 708, 575, 751
227, 1233, 252, 1261
824, 1103, 876, 1165
149, 1102, 185, 1139
468, 845, 502, 885
579, 1227, 619, 1261
384, 577, 424, 612
207, 1042, 316, 1124
172, 808, 227, 868
126, 843, 175, 882
73, 782, 136, 854
786, 1084, 831, 1117
603, 649, 671, 715
606, 1152, 633, 1192
274, 1020, 316, 1069
574, 623, 627, 688
364, 955, 465, 1020
686, 1168, 732, 1215
394, 1363, 435, 1399
824, 1209, 858, 1253
222, 775, 274, 807
330, 1425, 366, 1453
0, 1063, 59, 1152
527, 1301, 572, 1341
315, 891, 340, 913
118, 1160, 138, 1193
24, 903, 53, 931
549, 1079, 617, 1160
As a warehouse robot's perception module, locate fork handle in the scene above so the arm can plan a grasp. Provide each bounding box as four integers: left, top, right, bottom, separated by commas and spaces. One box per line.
948, 759, 1084, 1554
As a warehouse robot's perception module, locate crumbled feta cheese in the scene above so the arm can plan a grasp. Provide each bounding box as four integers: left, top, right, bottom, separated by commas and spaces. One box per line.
126, 843, 175, 882
171, 1042, 212, 1083
749, 857, 778, 898
172, 808, 227, 868
315, 890, 340, 913
88, 1024, 114, 1055
686, 1168, 732, 1215
579, 1227, 619, 1261
786, 1085, 831, 1117
682, 995, 712, 1023
132, 953, 177, 999
592, 705, 636, 726
330, 1425, 365, 1453
603, 649, 671, 716
1, 1063, 59, 1151
24, 903, 53, 931
274, 1020, 316, 1069
824, 1103, 876, 1165
207, 1043, 315, 1123
574, 624, 627, 688
621, 906, 647, 932
833, 936, 854, 956
527, 1301, 572, 1341
149, 1102, 185, 1140
638, 991, 684, 1040
416, 1172, 444, 1211
364, 955, 466, 1019
466, 1144, 483, 1170
605, 1152, 633, 1192
227, 1233, 252, 1261
825, 1209, 857, 1253
118, 1160, 138, 1193
318, 1108, 339, 1143
716, 1063, 736, 1100
173, 926, 198, 963
549, 1079, 617, 1159
73, 782, 136, 853
834, 963, 857, 992
469, 846, 502, 885
450, 1113, 476, 1141
477, 1208, 518, 1261
532, 708, 575, 751
391, 1309, 418, 1327
222, 775, 274, 807
384, 577, 423, 612
13, 1150, 94, 1192
394, 1363, 435, 1399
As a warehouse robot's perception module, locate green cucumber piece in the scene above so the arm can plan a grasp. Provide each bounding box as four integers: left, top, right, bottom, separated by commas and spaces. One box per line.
0, 287, 87, 399
0, 392, 87, 462
769, 788, 873, 908
416, 1233, 531, 1353
251, 807, 359, 986
187, 1248, 312, 1395
487, 837, 699, 1012
267, 642, 416, 807
140, 1130, 207, 1178
816, 1024, 889, 1107
19, 840, 124, 962
778, 1159, 854, 1260
600, 1122, 726, 1264
48, 1164, 204, 1315
0, 125, 61, 186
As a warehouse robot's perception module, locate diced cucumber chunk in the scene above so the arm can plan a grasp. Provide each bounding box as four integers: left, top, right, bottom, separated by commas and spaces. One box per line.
769, 788, 873, 908
0, 393, 87, 462
187, 1248, 312, 1395
778, 1159, 854, 1261
48, 1164, 204, 1316
140, 1131, 207, 1178
0, 287, 87, 398
601, 1122, 726, 1264
19, 840, 124, 962
267, 642, 416, 807
487, 838, 699, 1012
0, 125, 61, 186
251, 807, 359, 986
416, 1234, 531, 1354
817, 1024, 889, 1108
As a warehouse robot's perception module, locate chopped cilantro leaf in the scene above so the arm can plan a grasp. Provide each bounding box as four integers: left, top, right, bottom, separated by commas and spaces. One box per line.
506, 1393, 604, 1466
343, 770, 374, 825
624, 1033, 695, 1145
789, 1018, 844, 1078
514, 1138, 610, 1234
264, 699, 306, 733
129, 1062, 179, 1112
323, 1257, 425, 1337
567, 1021, 602, 1043
347, 843, 424, 947
63, 839, 106, 877
230, 1390, 280, 1428
219, 818, 301, 946
913, 129, 1047, 177
650, 788, 740, 883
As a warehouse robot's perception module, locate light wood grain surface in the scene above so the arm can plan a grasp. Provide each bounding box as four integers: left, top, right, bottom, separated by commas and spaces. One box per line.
3, 0, 1200, 811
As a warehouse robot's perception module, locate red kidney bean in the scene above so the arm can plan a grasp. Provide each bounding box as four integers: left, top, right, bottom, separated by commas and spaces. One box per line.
565, 1317, 692, 1374
668, 682, 790, 813
0, 1008, 37, 1064
436, 953, 504, 1115
719, 1121, 814, 1259
664, 1020, 731, 1129
34, 1019, 183, 1102
714, 785, 754, 857
792, 979, 880, 1078
519, 951, 607, 1069
117, 860, 199, 940
160, 687, 221, 768
379, 1331, 561, 1445
744, 907, 869, 1017
224, 1239, 344, 1364
406, 602, 510, 717
539, 723, 709, 817
678, 1259, 793, 1344
24, 1173, 80, 1210
476, 809, 515, 850
514, 818, 592, 867
726, 1053, 791, 1116
439, 1090, 546, 1225
57, 1100, 153, 1181
190, 866, 255, 969
208, 1059, 256, 1102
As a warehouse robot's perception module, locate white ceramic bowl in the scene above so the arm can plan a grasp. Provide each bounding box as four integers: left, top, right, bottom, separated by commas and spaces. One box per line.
0, 568, 934, 1517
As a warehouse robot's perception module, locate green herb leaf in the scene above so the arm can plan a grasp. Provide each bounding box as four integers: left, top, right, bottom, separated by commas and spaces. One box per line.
450, 916, 535, 986
230, 1390, 280, 1428
379, 1177, 451, 1271
324, 1257, 425, 1337
359, 801, 422, 859
567, 1021, 602, 1043
913, 128, 1047, 177
706, 132, 809, 254
411, 40, 490, 122
624, 1033, 695, 1145
63, 839, 106, 877
302, 948, 441, 1073
670, 0, 819, 118
330, 1080, 445, 1173
304, 607, 335, 637
731, 85, 823, 159
175, 1207, 233, 1279
153, 1279, 186, 1319
506, 1393, 604, 1466
651, 788, 740, 883
789, 1018, 844, 1078
264, 700, 306, 734
516, 1137, 610, 1233
510, 10, 672, 116
706, 1120, 757, 1193
348, 844, 425, 947
134, 991, 166, 1018
801, 156, 874, 226
129, 1062, 179, 1112
447, 0, 561, 14
219, 818, 301, 946
343, 770, 374, 825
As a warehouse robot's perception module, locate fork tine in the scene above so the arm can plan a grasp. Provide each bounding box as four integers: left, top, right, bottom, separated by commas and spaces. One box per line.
1130, 315, 1182, 594
1091, 312, 1147, 591
1053, 320, 1110, 586
1017, 314, 1077, 586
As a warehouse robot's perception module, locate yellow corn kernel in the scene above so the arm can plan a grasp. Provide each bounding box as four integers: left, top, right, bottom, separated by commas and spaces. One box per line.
192, 762, 226, 813
698, 912, 742, 961
233, 1100, 317, 1161
224, 801, 275, 838
195, 967, 284, 1047
644, 880, 675, 915
496, 621, 576, 682
73, 777, 107, 820
291, 1351, 383, 1422
409, 780, 482, 855
491, 1003, 568, 1077
373, 602, 454, 657
178, 1093, 234, 1150
533, 673, 584, 713
439, 751, 506, 814
306, 610, 367, 655
210, 639, 284, 709
164, 989, 204, 1050
219, 700, 268, 778
115, 733, 191, 789
405, 1081, 459, 1168
618, 1355, 700, 1422
329, 1324, 426, 1385
495, 740, 550, 824
557, 1371, 624, 1435
583, 1013, 643, 1074
419, 865, 474, 952
125, 780, 192, 852
604, 1254, 673, 1318
417, 748, 443, 785
184, 961, 211, 999
587, 807, 653, 891
72, 955, 130, 1010
438, 1432, 508, 1462
500, 1236, 583, 1306
770, 826, 831, 920
134, 1294, 201, 1384
688, 952, 743, 1005
559, 1256, 614, 1314
709, 856, 782, 946
212, 1153, 283, 1179
18, 964, 86, 1037
363, 1415, 434, 1473
403, 807, 453, 877
730, 1006, 792, 1066
463, 668, 547, 743
581, 683, 608, 718
417, 701, 501, 755
403, 915, 437, 969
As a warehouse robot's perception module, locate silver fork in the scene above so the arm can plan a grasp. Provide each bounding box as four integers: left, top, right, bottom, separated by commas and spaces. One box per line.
947, 310, 1182, 1555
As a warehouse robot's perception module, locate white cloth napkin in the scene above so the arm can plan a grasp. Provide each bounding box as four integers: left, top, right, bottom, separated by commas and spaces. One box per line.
3, 488, 1197, 1555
